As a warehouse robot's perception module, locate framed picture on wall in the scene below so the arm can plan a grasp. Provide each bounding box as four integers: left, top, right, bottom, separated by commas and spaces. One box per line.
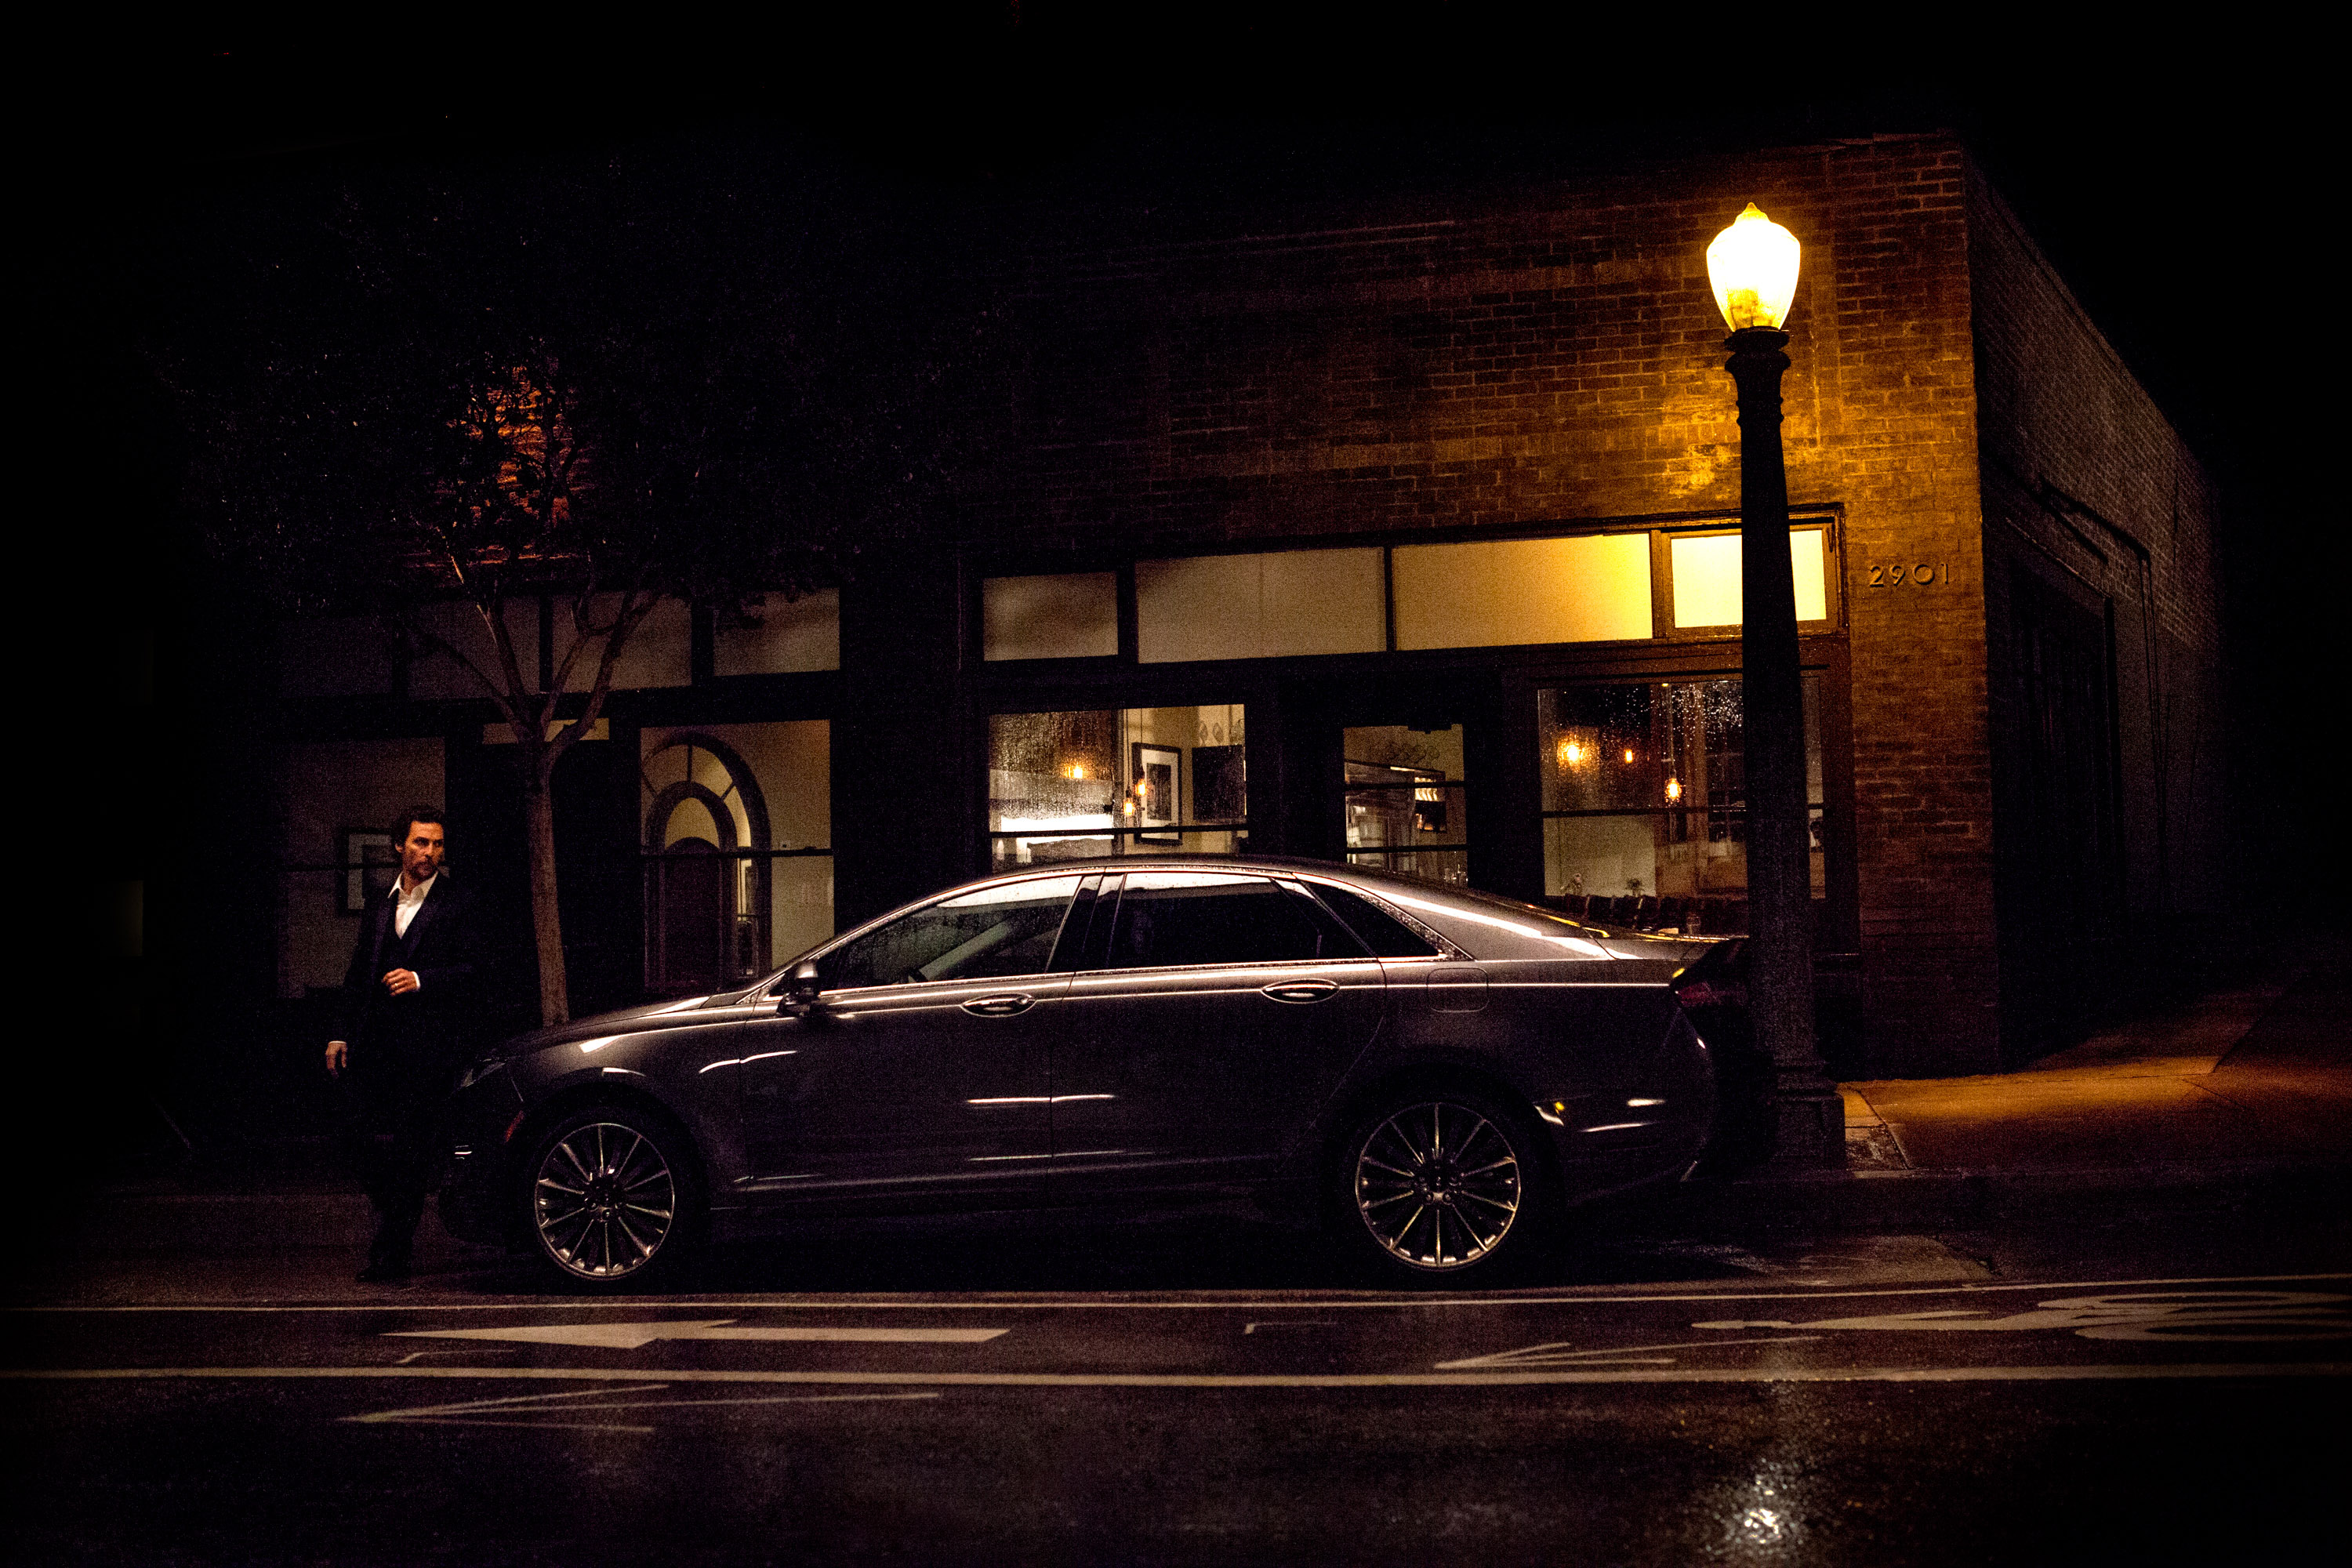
1131, 743, 1181, 844
342, 830, 397, 913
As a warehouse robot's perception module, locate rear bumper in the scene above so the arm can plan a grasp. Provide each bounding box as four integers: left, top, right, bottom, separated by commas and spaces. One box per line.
1545, 1009, 1718, 1199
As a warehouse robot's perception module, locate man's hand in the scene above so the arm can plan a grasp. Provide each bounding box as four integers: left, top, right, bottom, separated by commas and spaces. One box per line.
325, 1040, 349, 1076
381, 968, 421, 996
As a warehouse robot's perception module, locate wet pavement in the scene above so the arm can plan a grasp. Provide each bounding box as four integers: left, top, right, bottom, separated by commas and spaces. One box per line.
9, 935, 2347, 1563
9, 1211, 2345, 1565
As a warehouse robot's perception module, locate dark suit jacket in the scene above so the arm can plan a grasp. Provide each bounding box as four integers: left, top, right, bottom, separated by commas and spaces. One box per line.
339, 873, 482, 1102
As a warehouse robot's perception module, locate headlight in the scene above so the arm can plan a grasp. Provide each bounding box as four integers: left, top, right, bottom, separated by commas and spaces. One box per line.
454, 1056, 506, 1092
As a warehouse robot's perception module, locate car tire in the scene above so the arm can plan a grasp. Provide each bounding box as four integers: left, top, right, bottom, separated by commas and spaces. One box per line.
521, 1105, 702, 1290
1334, 1086, 1552, 1286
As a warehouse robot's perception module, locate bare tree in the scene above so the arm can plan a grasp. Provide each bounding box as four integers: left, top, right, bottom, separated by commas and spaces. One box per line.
164, 140, 1002, 1023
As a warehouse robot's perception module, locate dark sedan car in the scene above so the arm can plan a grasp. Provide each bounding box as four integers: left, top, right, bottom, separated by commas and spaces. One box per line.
441, 857, 1737, 1287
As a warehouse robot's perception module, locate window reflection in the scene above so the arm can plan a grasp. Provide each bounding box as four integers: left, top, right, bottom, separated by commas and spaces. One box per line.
1102, 873, 1346, 967
821, 877, 1082, 989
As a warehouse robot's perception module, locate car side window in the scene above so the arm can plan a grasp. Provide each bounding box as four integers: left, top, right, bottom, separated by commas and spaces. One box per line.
818, 877, 1082, 989
1305, 883, 1442, 958
1101, 873, 1361, 970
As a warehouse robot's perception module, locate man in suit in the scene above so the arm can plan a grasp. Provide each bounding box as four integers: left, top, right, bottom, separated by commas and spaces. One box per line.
326, 808, 481, 1282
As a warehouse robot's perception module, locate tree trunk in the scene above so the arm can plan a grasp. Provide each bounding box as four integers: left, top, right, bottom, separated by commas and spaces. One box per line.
524, 768, 570, 1027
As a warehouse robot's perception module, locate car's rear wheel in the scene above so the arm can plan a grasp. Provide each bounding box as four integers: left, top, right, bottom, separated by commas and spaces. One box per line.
1337, 1089, 1546, 1283
523, 1107, 699, 1289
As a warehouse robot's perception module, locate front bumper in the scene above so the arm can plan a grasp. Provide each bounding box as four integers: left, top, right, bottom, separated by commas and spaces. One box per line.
437, 1065, 526, 1247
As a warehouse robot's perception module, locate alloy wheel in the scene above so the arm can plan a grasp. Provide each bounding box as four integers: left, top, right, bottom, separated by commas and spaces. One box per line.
1352, 1101, 1523, 1269
532, 1120, 679, 1281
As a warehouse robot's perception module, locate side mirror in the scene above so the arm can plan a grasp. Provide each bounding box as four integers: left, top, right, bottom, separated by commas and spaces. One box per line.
777, 960, 822, 1017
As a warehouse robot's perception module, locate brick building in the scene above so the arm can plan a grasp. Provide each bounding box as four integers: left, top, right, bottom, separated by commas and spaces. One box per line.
272, 129, 2228, 1078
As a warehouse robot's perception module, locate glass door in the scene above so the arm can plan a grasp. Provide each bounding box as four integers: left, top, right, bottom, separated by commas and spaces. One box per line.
1341, 723, 1471, 888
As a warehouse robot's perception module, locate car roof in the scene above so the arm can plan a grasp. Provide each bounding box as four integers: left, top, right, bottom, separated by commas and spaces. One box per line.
963, 855, 1560, 924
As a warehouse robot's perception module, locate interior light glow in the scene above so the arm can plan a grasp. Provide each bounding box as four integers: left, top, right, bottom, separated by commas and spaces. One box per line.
1623, 748, 1636, 764
998, 815, 1115, 833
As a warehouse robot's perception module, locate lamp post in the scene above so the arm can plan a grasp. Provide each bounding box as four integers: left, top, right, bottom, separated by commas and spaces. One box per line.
1706, 203, 1843, 1167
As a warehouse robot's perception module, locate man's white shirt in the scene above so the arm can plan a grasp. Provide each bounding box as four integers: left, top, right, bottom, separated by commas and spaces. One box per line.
394, 872, 438, 942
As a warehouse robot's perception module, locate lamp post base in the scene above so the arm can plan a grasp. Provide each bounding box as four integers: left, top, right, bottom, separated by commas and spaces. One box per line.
1766, 1069, 1847, 1171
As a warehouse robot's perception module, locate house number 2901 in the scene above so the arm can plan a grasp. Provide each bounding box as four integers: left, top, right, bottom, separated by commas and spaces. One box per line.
1868, 561, 1950, 588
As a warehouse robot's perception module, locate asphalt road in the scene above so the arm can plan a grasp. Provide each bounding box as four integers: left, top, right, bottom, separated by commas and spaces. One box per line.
9, 1214, 2347, 1565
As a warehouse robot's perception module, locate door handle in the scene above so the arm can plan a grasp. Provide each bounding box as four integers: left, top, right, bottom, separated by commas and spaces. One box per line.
962, 993, 1036, 1018
1261, 979, 1340, 1004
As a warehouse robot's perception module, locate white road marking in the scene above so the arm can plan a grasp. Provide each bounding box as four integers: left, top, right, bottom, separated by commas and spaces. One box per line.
1692, 1290, 2352, 1344
387, 1321, 1011, 1350
9, 1363, 2347, 1389
350, 1381, 668, 1432
1435, 1335, 1822, 1370
346, 1383, 942, 1431
15, 1269, 2347, 1313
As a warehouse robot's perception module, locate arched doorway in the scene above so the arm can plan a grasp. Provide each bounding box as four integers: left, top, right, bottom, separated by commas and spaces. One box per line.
642, 734, 771, 994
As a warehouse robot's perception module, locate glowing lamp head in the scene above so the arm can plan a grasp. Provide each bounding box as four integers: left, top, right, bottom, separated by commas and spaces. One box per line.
1664, 776, 1684, 804
1706, 203, 1802, 331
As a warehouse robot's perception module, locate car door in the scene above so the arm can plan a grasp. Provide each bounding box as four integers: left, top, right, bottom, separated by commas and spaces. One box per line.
735, 874, 1084, 1214
1049, 871, 1387, 1199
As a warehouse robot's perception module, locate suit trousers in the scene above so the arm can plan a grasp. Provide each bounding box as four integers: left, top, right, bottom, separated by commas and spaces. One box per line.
340, 1076, 443, 1255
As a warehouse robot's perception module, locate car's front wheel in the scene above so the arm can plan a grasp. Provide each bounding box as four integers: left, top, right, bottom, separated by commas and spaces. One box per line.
1337, 1089, 1548, 1283
522, 1107, 699, 1289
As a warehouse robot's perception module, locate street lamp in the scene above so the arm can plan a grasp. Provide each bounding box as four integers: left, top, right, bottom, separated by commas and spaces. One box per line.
1706, 203, 1842, 1168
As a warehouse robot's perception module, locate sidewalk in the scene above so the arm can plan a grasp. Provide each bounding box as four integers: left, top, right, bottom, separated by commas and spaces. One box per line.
48, 934, 2352, 1259
1672, 928, 2352, 1231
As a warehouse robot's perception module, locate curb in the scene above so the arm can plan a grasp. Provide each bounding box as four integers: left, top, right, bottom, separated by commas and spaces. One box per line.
60, 1192, 376, 1255
1641, 1159, 2352, 1233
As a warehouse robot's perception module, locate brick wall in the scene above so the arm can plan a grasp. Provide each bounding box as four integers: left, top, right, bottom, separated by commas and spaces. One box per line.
959, 133, 2027, 1075
1968, 166, 2229, 1054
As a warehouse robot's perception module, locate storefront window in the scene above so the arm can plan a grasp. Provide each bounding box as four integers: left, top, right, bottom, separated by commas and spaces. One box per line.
1537, 676, 1820, 916
988, 704, 1247, 870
